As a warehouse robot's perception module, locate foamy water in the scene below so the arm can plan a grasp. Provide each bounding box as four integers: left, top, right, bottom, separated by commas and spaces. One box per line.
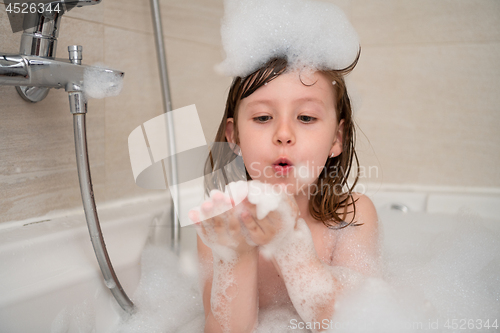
109, 189, 499, 332
110, 246, 204, 333
54, 203, 500, 332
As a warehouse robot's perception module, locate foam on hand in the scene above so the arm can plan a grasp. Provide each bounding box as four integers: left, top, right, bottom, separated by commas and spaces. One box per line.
247, 181, 284, 220
83, 63, 124, 99
216, 0, 359, 77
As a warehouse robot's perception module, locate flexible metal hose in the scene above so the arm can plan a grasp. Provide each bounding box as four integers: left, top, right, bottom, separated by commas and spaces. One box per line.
71, 94, 135, 314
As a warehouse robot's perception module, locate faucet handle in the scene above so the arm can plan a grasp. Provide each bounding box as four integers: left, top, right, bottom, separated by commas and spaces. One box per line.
68, 45, 83, 65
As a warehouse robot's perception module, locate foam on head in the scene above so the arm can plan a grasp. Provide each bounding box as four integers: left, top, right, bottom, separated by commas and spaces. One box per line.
216, 0, 359, 77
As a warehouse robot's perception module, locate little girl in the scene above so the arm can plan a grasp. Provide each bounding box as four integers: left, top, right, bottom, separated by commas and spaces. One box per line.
189, 1, 379, 332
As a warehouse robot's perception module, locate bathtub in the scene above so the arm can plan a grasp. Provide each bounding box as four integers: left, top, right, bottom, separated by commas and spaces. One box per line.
0, 194, 181, 333
0, 188, 499, 332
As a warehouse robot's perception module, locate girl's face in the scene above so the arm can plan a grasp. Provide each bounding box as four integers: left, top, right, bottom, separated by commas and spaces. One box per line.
226, 70, 343, 195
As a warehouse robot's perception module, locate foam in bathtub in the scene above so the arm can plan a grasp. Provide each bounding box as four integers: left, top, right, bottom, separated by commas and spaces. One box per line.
328, 210, 500, 333
111, 246, 204, 333
49, 204, 500, 332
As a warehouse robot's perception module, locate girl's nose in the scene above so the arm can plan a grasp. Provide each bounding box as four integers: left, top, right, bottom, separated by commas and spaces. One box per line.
273, 121, 295, 145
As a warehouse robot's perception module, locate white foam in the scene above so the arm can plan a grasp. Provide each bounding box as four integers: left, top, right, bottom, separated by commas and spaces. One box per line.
216, 0, 359, 77
327, 211, 500, 333
51, 301, 96, 333
247, 181, 285, 220
83, 63, 124, 99
56, 204, 499, 332
110, 246, 204, 333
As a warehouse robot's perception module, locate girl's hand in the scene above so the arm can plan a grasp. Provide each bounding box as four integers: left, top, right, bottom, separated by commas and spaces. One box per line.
189, 191, 256, 258
239, 189, 300, 248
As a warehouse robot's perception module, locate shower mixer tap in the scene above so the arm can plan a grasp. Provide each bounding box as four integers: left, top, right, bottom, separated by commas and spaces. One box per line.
0, 51, 124, 99
0, 0, 112, 102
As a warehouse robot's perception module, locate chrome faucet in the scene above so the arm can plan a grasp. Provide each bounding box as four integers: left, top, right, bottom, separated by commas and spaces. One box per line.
0, 0, 123, 102
0, 50, 123, 101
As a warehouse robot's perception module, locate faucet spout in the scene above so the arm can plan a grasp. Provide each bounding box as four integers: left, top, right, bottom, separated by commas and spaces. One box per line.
0, 54, 124, 101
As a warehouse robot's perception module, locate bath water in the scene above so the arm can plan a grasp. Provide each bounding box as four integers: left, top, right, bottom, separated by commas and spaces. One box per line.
53, 189, 500, 332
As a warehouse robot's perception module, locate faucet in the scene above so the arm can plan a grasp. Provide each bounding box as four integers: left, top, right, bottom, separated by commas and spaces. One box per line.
0, 1, 134, 315
0, 0, 122, 103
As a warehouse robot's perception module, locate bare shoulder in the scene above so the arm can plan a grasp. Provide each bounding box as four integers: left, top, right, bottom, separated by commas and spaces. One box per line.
351, 192, 378, 229
331, 193, 380, 275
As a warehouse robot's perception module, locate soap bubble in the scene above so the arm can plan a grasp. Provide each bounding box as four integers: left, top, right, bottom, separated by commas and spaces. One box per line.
216, 0, 360, 77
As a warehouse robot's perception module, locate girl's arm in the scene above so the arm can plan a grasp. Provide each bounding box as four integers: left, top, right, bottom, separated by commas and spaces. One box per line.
244, 193, 378, 332
275, 194, 379, 330
193, 194, 260, 333
197, 236, 259, 333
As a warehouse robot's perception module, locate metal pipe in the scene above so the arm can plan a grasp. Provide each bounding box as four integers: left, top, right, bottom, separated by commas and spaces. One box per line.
149, 0, 180, 254
71, 93, 135, 314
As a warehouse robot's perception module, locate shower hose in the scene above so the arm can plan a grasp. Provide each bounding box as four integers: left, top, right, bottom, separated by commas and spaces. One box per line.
70, 91, 135, 314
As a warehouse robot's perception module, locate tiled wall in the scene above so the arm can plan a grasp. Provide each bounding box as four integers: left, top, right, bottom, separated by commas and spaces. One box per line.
348, 0, 500, 189
0, 0, 499, 224
0, 0, 231, 223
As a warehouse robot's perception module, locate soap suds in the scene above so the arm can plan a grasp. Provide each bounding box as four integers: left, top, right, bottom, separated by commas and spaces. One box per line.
55, 186, 499, 333
83, 63, 124, 99
216, 0, 359, 77
111, 246, 203, 333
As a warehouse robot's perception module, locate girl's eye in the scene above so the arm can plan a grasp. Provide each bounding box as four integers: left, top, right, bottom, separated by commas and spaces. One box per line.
254, 115, 271, 123
298, 115, 316, 123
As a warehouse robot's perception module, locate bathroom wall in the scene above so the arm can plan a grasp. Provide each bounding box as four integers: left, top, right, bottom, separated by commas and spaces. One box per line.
347, 0, 500, 193
0, 0, 499, 224
0, 0, 231, 223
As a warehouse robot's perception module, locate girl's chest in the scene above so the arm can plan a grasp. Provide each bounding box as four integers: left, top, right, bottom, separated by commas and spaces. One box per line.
257, 223, 338, 308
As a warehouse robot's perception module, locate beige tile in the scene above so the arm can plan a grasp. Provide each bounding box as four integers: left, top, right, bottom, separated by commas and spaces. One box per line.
159, 0, 223, 46
351, 43, 500, 188
0, 16, 106, 223
64, 1, 105, 23
102, 26, 233, 202
57, 16, 104, 65
0, 85, 105, 223
352, 0, 500, 46
103, 26, 164, 201
102, 0, 224, 46
0, 4, 22, 53
103, 0, 154, 34
163, 37, 232, 141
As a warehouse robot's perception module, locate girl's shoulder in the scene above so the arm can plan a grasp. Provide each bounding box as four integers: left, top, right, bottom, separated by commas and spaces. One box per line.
330, 193, 380, 274
350, 192, 378, 227
333, 192, 378, 229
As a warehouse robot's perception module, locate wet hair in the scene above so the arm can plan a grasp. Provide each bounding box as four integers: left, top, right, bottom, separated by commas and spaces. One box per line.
205, 53, 362, 229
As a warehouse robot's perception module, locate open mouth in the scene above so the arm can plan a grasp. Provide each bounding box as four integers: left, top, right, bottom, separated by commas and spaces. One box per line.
273, 158, 293, 174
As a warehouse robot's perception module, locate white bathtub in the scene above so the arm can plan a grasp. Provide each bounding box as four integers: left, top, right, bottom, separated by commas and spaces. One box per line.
0, 195, 183, 333
0, 189, 499, 332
